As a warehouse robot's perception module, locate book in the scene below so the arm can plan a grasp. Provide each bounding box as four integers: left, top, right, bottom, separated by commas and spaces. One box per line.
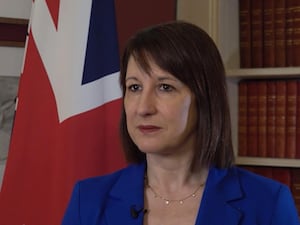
266, 81, 276, 157
238, 81, 248, 156
239, 165, 273, 179
293, 0, 300, 66
253, 166, 273, 179
296, 81, 300, 159
275, 80, 286, 158
247, 81, 258, 156
272, 167, 291, 187
239, 0, 252, 68
257, 81, 267, 157
263, 0, 275, 67
286, 0, 294, 66
251, 0, 263, 67
274, 0, 286, 67
285, 80, 297, 158
290, 168, 300, 215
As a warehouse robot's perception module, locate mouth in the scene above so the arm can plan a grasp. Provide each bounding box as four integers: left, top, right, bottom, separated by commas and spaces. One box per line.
137, 125, 161, 134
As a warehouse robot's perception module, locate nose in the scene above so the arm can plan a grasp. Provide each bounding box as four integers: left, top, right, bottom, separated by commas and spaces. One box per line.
136, 89, 157, 116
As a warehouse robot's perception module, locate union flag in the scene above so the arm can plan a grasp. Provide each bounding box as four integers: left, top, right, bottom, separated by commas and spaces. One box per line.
0, 0, 126, 224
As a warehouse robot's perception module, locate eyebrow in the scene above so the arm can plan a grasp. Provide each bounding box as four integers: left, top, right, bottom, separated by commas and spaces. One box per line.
125, 75, 178, 83
157, 76, 177, 82
125, 77, 139, 82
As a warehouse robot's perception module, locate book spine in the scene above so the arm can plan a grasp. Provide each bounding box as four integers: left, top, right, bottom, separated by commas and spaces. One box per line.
285, 80, 297, 158
263, 0, 275, 67
286, 0, 294, 66
247, 81, 258, 156
292, 0, 300, 66
275, 81, 286, 158
291, 168, 300, 215
275, 0, 286, 67
296, 81, 300, 159
266, 81, 276, 157
257, 81, 267, 157
251, 0, 263, 67
238, 81, 248, 156
272, 167, 291, 187
253, 166, 273, 179
239, 0, 252, 68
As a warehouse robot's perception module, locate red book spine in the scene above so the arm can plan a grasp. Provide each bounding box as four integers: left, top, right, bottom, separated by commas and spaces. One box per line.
247, 81, 258, 156
275, 0, 286, 67
257, 81, 267, 157
266, 81, 276, 157
239, 0, 252, 68
275, 81, 286, 158
296, 81, 300, 159
272, 167, 291, 187
291, 168, 300, 215
238, 81, 248, 156
251, 0, 263, 67
263, 0, 275, 67
253, 166, 273, 179
285, 80, 297, 158
292, 0, 300, 66
286, 0, 294, 66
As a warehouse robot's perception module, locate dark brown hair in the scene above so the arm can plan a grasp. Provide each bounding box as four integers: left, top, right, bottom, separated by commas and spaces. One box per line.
119, 21, 234, 168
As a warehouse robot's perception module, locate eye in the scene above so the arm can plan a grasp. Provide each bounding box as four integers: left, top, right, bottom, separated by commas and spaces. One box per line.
127, 84, 141, 92
159, 83, 174, 92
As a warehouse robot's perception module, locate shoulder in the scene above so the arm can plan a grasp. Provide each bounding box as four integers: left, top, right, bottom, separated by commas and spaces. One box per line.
62, 163, 146, 225
76, 163, 144, 193
210, 166, 283, 186
232, 166, 282, 188
207, 166, 300, 224
228, 166, 286, 194
209, 166, 290, 202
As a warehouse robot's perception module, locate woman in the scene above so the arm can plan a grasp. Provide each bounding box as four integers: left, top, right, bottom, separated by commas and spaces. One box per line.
62, 21, 300, 225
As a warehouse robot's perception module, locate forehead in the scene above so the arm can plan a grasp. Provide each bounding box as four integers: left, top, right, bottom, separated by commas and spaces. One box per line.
126, 56, 170, 78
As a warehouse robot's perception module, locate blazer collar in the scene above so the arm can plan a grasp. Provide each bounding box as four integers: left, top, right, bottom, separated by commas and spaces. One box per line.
195, 167, 243, 225
103, 162, 146, 225
103, 164, 244, 225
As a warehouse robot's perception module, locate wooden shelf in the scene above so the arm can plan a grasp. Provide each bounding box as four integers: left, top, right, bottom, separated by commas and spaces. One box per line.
236, 157, 300, 168
227, 67, 300, 79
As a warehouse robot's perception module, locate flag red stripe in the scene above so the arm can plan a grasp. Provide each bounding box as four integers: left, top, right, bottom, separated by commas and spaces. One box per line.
0, 29, 125, 225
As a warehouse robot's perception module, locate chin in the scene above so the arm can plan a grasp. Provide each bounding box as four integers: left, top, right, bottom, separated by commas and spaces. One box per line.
136, 145, 163, 154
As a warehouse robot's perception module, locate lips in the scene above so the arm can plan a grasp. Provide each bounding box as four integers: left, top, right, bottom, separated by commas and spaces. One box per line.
137, 125, 161, 133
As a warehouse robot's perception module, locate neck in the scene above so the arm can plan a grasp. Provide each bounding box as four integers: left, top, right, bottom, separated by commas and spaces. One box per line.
145, 156, 208, 193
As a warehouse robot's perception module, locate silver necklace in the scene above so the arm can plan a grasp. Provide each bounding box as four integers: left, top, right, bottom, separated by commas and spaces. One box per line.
146, 181, 205, 205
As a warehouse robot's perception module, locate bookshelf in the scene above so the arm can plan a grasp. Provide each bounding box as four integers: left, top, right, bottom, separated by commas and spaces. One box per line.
177, 0, 300, 168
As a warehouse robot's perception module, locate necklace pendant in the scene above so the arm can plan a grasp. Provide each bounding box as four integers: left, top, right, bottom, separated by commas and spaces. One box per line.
165, 200, 170, 205
179, 200, 184, 204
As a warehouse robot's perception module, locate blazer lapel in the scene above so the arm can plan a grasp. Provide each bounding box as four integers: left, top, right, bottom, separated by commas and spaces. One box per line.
99, 164, 244, 225
195, 167, 243, 225
103, 163, 146, 225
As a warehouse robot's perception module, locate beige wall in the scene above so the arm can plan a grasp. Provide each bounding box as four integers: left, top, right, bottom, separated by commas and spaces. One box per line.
0, 0, 32, 187
0, 0, 32, 77
177, 0, 219, 44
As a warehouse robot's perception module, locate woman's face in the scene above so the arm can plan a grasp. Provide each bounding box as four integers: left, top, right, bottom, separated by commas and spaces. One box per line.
124, 56, 197, 156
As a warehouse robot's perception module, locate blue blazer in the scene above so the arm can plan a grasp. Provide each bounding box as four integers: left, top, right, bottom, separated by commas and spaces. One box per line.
62, 163, 300, 225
